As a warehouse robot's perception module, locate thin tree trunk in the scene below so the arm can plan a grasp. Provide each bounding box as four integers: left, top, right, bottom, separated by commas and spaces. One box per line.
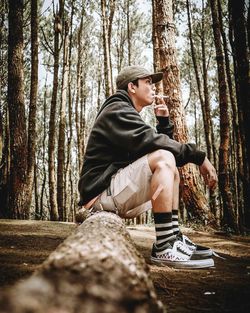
127, 0, 131, 65
201, 0, 218, 217
57, 20, 69, 221
64, 1, 74, 221
0, 212, 164, 313
0, 106, 10, 218
48, 8, 62, 221
101, 0, 113, 97
34, 161, 39, 219
8, 0, 28, 219
25, 0, 38, 216
153, 0, 216, 225
108, 0, 115, 92
210, 0, 238, 232
40, 75, 48, 220
186, 0, 213, 163
75, 9, 84, 173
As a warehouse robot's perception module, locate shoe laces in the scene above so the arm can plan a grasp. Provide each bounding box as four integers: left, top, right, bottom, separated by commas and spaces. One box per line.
175, 240, 192, 255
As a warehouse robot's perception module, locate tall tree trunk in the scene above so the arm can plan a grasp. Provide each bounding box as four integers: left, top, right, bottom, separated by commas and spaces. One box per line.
65, 0, 74, 221
25, 0, 38, 215
75, 9, 84, 173
108, 0, 115, 91
48, 7, 63, 221
40, 74, 48, 220
101, 0, 113, 97
201, 0, 218, 217
152, 0, 216, 225
228, 0, 250, 230
7, 0, 28, 219
186, 0, 213, 163
57, 20, 69, 221
210, 0, 238, 232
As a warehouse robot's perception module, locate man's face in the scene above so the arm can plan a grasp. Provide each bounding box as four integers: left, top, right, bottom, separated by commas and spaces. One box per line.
133, 77, 155, 107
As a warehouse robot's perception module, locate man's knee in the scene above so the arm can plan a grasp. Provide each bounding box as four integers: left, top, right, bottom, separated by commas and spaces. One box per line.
148, 149, 176, 172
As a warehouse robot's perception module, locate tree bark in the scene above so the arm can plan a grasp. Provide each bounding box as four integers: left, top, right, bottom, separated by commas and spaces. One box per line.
65, 1, 74, 221
127, 0, 131, 65
48, 5, 63, 221
7, 0, 28, 219
75, 9, 84, 173
101, 0, 113, 97
0, 212, 164, 313
25, 0, 38, 215
152, 0, 216, 225
57, 20, 69, 221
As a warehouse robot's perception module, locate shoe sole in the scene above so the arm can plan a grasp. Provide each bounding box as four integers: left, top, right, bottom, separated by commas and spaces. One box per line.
150, 256, 215, 269
193, 249, 213, 258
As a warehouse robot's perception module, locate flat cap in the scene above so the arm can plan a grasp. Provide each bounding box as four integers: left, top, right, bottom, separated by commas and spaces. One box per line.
116, 65, 163, 90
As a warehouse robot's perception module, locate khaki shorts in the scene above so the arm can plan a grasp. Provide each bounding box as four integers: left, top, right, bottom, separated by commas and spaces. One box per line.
93, 155, 153, 219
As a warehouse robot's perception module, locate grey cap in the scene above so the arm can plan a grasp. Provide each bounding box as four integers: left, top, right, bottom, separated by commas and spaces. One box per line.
116, 65, 163, 90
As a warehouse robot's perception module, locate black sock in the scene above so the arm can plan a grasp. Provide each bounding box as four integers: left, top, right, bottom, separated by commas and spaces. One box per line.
153, 212, 175, 250
172, 209, 180, 236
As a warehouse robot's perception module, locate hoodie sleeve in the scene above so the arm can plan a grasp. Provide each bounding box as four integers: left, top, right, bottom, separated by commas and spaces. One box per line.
156, 116, 174, 139
99, 103, 206, 167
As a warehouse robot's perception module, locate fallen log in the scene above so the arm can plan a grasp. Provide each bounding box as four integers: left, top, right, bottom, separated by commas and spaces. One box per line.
0, 211, 164, 313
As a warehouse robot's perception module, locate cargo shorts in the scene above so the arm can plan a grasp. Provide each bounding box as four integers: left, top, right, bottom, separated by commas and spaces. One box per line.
93, 155, 153, 219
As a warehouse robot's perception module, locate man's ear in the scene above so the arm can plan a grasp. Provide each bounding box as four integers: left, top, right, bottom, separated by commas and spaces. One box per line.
128, 82, 136, 93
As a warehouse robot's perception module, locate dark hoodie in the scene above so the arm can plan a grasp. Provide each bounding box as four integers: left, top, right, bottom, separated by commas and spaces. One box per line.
78, 90, 205, 206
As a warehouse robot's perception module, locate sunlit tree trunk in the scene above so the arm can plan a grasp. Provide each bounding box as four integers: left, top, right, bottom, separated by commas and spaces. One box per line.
152, 0, 216, 225
7, 0, 28, 219
210, 0, 238, 232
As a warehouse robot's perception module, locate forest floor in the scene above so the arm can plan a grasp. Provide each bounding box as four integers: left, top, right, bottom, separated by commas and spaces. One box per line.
0, 219, 250, 313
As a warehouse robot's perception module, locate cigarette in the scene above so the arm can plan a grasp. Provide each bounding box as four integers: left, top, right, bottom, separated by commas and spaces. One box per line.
154, 95, 169, 98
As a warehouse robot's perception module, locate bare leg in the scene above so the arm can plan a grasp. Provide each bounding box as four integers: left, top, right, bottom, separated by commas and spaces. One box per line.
172, 167, 180, 211
147, 150, 176, 213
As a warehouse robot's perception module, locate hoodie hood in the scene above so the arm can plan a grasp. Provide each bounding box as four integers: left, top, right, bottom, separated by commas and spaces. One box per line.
97, 90, 134, 118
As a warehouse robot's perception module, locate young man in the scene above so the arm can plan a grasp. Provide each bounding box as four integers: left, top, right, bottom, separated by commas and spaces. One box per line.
78, 65, 218, 269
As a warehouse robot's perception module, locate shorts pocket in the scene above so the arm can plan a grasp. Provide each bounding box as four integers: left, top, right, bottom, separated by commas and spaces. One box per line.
112, 180, 138, 208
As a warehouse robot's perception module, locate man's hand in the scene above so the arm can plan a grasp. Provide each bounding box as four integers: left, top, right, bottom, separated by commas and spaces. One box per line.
199, 157, 218, 190
153, 95, 169, 117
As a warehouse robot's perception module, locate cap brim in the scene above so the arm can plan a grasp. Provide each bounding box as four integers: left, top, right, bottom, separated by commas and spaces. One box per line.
151, 72, 163, 84
138, 72, 163, 84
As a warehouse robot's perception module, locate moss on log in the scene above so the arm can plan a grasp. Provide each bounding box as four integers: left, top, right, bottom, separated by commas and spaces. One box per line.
0, 212, 164, 313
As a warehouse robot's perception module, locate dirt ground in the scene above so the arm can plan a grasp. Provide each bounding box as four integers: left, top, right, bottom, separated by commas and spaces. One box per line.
0, 219, 249, 313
